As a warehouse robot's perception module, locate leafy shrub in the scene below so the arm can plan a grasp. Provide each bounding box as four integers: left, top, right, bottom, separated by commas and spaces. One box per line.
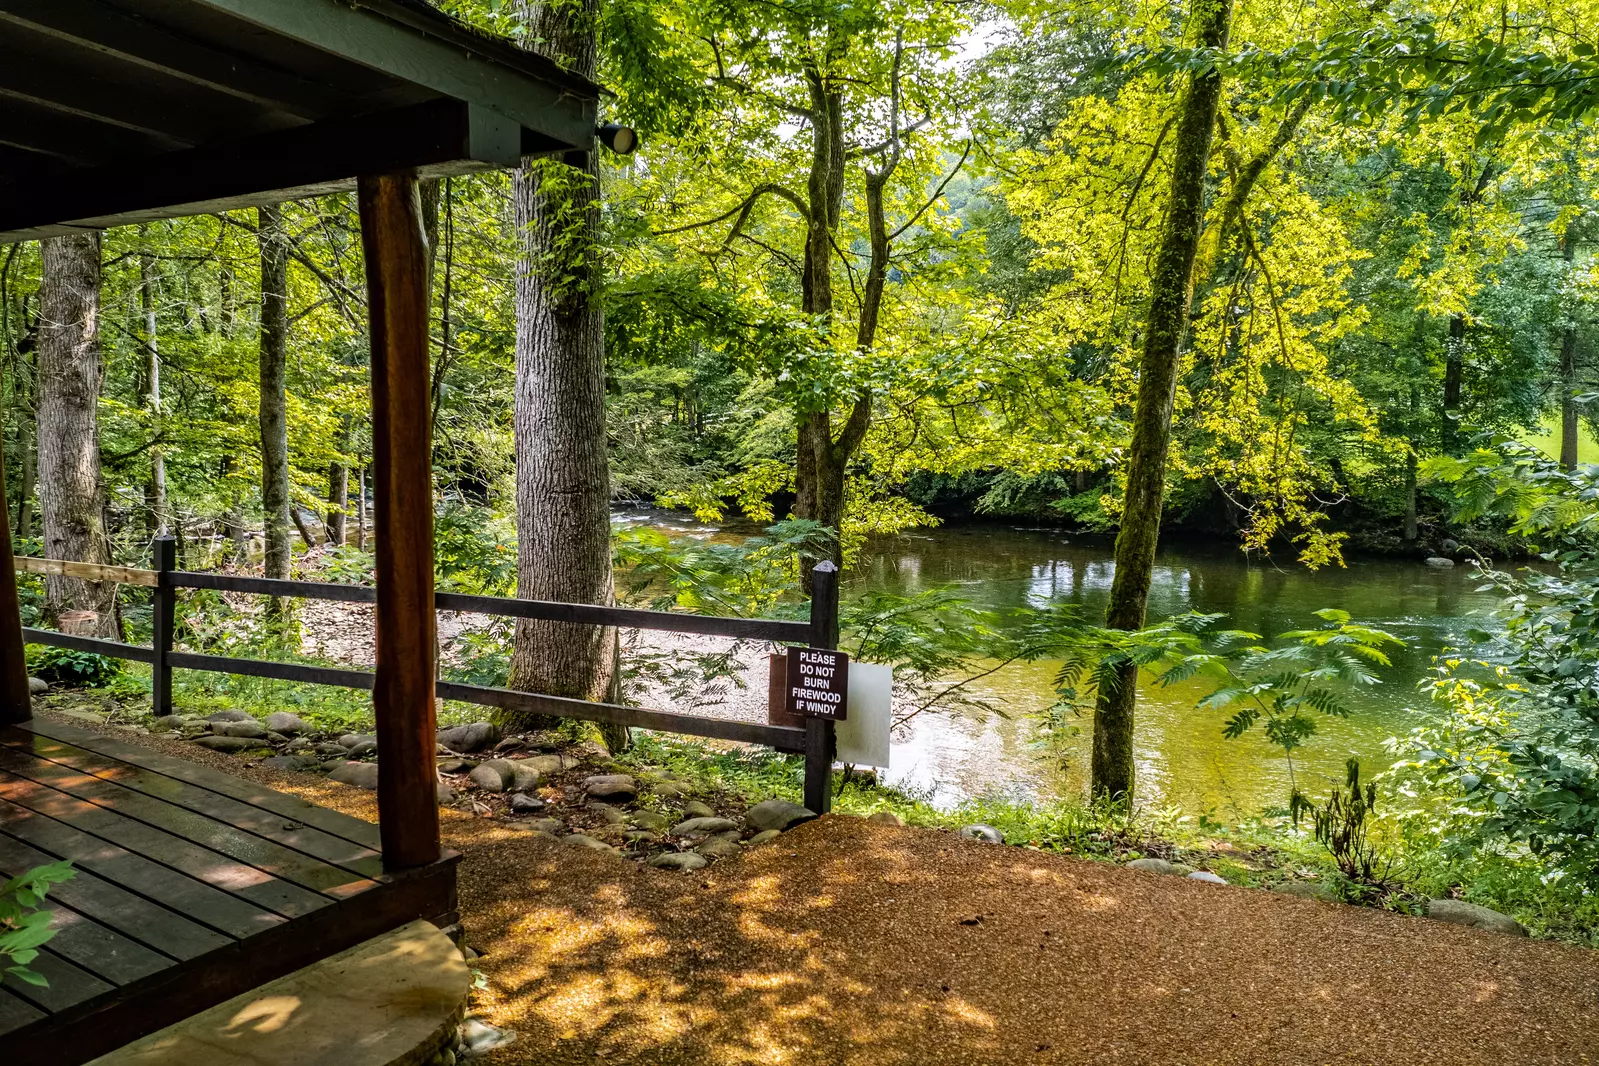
1291, 758, 1384, 882
26, 645, 121, 687
2, 860, 74, 988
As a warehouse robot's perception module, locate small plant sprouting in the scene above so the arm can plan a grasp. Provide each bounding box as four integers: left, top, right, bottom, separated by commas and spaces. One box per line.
1290, 758, 1384, 884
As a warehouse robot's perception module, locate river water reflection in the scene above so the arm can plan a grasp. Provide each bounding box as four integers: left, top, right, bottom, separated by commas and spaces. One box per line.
854, 525, 1507, 814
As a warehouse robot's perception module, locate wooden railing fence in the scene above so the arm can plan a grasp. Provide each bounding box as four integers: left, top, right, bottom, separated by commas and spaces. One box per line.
17, 536, 840, 812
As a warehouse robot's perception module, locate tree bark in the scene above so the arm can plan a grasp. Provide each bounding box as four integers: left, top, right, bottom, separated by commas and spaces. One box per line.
1560, 231, 1579, 470
258, 204, 292, 580
326, 415, 350, 546
1403, 450, 1418, 541
1443, 312, 1465, 453
505, 0, 620, 743
15, 348, 35, 539
355, 465, 367, 550
221, 454, 247, 562
36, 233, 116, 635
140, 244, 167, 537
1092, 0, 1234, 802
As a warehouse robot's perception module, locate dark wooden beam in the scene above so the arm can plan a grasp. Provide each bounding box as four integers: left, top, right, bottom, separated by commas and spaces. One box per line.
358, 171, 440, 872
0, 427, 31, 726
0, 99, 520, 243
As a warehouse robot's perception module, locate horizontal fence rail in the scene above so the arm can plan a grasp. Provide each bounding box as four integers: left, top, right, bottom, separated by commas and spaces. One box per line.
15, 546, 838, 810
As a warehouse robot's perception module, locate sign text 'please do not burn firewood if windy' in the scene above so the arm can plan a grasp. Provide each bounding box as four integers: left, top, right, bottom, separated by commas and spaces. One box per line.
786, 647, 850, 721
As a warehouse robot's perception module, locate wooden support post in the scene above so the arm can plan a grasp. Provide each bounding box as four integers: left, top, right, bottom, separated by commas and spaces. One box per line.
358, 171, 440, 871
803, 561, 840, 815
0, 430, 31, 725
151, 535, 176, 718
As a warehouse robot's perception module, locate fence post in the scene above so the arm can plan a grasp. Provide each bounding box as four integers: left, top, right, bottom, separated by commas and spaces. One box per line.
151, 535, 176, 718
803, 561, 840, 814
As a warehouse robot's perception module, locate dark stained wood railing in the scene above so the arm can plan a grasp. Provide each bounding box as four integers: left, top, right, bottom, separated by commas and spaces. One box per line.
12, 542, 837, 811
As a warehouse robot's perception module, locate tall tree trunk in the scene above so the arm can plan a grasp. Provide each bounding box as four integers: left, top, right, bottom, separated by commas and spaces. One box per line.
1403, 450, 1418, 541
1443, 312, 1465, 453
15, 347, 34, 539
36, 234, 116, 635
140, 245, 167, 537
258, 205, 292, 580
505, 0, 620, 745
1560, 231, 1579, 470
1092, 0, 1234, 802
355, 465, 367, 550
327, 460, 349, 546
221, 455, 247, 562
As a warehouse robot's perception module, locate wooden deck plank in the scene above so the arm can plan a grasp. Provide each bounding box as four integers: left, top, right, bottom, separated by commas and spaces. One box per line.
0, 792, 317, 925
0, 831, 229, 960
25, 897, 174, 986
1, 947, 115, 1013
12, 720, 383, 850
0, 988, 45, 1037
2, 731, 386, 879
0, 751, 378, 898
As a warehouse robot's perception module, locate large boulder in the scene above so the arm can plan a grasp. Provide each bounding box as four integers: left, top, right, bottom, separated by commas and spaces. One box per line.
437, 722, 500, 753
1426, 899, 1527, 936
744, 799, 816, 833
1425, 556, 1456, 569
264, 711, 312, 736
214, 719, 268, 739
329, 762, 380, 790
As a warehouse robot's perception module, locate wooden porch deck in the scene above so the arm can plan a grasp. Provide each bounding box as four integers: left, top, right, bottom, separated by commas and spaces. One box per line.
0, 717, 458, 1066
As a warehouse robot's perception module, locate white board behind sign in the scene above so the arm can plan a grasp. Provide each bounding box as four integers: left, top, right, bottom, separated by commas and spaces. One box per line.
835, 662, 892, 768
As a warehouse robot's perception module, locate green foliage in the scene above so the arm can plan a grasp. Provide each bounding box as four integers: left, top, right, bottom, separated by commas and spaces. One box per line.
1291, 758, 1384, 882
1, 860, 74, 988
26, 645, 121, 688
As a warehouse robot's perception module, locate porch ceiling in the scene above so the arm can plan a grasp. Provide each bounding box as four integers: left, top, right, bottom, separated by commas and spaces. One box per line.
0, 0, 601, 241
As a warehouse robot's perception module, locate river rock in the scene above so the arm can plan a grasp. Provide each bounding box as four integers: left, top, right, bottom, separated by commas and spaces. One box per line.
315, 741, 349, 756
681, 800, 715, 819
1188, 870, 1228, 885
510, 763, 541, 791
649, 852, 709, 872
587, 803, 628, 825
565, 833, 617, 853
204, 710, 253, 723
624, 831, 660, 844
584, 774, 637, 801
958, 823, 1004, 844
652, 781, 690, 801
27, 676, 47, 695
284, 737, 313, 753
458, 1017, 516, 1057
1426, 899, 1526, 936
264, 711, 312, 736
437, 722, 500, 753
508, 793, 546, 814
262, 755, 319, 771
192, 735, 266, 752
150, 715, 184, 731
339, 733, 374, 749
866, 811, 905, 827
524, 818, 564, 834
1425, 556, 1456, 569
1125, 857, 1193, 876
345, 739, 378, 759
747, 830, 782, 846
628, 810, 670, 832
745, 800, 817, 833
214, 719, 268, 739
329, 762, 380, 789
674, 816, 738, 836
467, 759, 515, 792
521, 754, 571, 776
696, 837, 742, 860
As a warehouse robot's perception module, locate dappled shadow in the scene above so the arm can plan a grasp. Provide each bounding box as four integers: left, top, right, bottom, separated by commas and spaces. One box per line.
442, 817, 1599, 1066
60, 718, 1599, 1065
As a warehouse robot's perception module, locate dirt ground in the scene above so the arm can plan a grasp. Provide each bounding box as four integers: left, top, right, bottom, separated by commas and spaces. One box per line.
55, 717, 1599, 1066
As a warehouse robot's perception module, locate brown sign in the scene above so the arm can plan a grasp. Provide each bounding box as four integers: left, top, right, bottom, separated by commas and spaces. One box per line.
786, 647, 849, 721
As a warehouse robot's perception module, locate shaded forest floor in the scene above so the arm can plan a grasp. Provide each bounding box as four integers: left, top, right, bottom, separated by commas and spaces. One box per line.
37, 711, 1599, 1066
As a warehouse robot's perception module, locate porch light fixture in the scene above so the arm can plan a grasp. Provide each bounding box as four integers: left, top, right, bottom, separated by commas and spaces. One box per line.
598, 123, 639, 155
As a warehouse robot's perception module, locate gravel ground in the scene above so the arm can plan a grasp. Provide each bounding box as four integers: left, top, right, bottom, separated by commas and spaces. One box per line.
42, 714, 1599, 1066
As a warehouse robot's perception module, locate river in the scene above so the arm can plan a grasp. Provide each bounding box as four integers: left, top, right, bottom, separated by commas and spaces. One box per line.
856, 524, 1503, 815
627, 511, 1505, 815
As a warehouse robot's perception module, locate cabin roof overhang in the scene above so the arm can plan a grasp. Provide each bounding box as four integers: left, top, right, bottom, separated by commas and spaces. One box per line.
0, 0, 602, 242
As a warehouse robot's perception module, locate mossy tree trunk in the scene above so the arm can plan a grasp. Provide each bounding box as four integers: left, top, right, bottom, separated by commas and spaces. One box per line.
1092, 0, 1234, 802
